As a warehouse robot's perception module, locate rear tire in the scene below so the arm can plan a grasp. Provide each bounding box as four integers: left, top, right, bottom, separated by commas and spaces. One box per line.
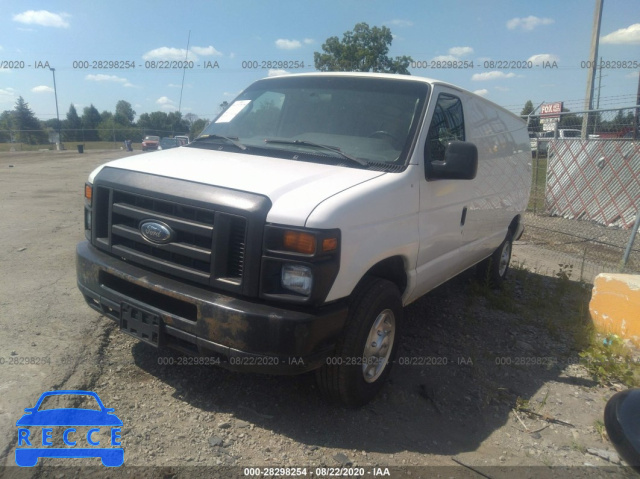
476, 231, 513, 287
316, 277, 402, 408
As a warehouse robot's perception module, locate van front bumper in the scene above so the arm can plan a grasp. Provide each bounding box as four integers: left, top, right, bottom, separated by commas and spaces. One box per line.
76, 241, 347, 374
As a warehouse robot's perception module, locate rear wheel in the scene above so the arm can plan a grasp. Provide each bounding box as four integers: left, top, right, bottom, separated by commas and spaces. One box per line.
316, 277, 402, 407
477, 231, 513, 287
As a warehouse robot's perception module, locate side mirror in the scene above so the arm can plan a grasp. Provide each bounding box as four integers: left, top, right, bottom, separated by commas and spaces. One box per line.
427, 141, 478, 180
604, 388, 640, 470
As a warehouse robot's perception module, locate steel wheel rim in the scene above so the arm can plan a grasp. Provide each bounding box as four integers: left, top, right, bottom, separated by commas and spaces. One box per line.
499, 241, 511, 277
362, 309, 395, 383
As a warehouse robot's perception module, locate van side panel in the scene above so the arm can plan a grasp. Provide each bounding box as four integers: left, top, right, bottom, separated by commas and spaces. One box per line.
458, 91, 531, 263
411, 86, 475, 303
408, 86, 531, 305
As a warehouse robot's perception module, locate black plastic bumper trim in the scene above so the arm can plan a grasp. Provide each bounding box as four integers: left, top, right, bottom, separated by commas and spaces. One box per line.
77, 241, 347, 374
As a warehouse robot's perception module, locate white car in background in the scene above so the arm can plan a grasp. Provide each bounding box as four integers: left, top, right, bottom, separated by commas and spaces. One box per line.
538, 128, 582, 156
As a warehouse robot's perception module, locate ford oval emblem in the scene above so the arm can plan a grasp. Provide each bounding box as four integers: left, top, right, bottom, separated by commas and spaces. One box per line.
139, 220, 174, 244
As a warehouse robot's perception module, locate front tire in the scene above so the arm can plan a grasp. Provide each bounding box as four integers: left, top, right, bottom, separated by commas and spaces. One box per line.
316, 277, 402, 407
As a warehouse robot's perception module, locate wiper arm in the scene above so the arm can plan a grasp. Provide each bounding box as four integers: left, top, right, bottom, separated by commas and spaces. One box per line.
194, 134, 247, 150
263, 138, 367, 166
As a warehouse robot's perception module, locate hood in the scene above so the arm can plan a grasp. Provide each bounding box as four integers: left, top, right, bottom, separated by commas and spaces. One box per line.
90, 146, 385, 226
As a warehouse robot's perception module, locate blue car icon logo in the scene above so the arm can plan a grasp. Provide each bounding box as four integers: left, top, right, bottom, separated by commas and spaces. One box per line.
16, 390, 123, 467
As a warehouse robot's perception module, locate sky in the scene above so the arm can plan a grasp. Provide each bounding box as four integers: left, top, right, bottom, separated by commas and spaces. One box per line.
0, 0, 639, 123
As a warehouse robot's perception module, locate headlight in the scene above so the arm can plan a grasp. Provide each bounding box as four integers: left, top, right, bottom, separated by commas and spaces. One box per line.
261, 225, 341, 304
281, 264, 313, 296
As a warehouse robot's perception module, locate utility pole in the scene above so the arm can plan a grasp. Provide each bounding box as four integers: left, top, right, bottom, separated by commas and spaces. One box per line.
582, 0, 603, 139
634, 69, 639, 140
178, 30, 191, 115
595, 57, 606, 135
49, 67, 62, 149
596, 57, 605, 109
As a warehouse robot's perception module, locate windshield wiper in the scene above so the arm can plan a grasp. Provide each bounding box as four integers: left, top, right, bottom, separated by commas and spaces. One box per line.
263, 138, 367, 166
193, 134, 247, 150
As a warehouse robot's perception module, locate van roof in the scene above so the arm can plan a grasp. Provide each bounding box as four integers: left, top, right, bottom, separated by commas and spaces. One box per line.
260, 72, 524, 123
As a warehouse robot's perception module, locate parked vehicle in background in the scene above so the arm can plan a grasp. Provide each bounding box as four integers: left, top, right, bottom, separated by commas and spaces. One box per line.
557, 129, 581, 139
158, 138, 181, 150
175, 135, 190, 145
77, 72, 531, 407
537, 129, 583, 156
141, 135, 160, 151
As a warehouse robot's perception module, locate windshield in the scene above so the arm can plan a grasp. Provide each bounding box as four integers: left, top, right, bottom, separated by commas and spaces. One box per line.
197, 75, 429, 168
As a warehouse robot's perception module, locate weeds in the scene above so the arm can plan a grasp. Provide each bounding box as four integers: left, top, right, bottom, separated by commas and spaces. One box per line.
515, 396, 530, 411
579, 334, 640, 387
467, 256, 640, 387
571, 441, 587, 454
594, 420, 608, 442
469, 256, 640, 388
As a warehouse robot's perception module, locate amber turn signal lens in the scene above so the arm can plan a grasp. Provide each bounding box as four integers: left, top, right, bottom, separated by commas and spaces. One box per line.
322, 238, 338, 252
283, 231, 316, 254
84, 184, 93, 202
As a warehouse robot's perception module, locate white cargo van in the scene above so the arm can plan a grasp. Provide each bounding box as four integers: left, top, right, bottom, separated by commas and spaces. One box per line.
77, 73, 531, 406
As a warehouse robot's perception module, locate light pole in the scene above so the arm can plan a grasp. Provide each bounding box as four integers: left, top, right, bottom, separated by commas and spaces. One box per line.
49, 67, 62, 150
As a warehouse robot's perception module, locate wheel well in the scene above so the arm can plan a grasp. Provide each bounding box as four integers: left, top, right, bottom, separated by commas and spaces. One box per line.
361, 256, 407, 296
508, 215, 521, 237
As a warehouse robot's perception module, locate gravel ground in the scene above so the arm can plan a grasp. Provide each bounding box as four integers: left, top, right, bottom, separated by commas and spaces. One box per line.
1, 150, 638, 478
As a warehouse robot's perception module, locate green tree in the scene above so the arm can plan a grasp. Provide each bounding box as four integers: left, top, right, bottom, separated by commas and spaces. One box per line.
521, 100, 540, 132
521, 100, 534, 116
81, 104, 101, 141
558, 108, 581, 129
114, 100, 135, 126
97, 117, 139, 142
137, 111, 189, 137
0, 110, 13, 142
184, 112, 198, 127
64, 104, 82, 142
137, 111, 171, 137
167, 111, 189, 135
190, 118, 208, 138
13, 96, 48, 144
314, 23, 412, 74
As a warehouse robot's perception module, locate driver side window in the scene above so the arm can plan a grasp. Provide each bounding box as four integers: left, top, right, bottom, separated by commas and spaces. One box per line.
425, 94, 465, 164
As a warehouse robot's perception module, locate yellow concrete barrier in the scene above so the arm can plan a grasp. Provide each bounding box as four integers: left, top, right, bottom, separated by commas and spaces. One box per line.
589, 273, 640, 346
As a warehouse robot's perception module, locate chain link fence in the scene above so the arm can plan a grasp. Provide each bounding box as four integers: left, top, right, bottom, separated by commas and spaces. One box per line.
523, 106, 640, 281
0, 128, 191, 151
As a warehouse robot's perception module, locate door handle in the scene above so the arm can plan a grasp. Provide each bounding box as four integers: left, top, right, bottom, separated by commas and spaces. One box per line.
460, 206, 468, 226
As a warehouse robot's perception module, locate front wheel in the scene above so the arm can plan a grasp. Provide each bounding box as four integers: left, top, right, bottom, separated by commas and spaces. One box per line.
316, 277, 402, 407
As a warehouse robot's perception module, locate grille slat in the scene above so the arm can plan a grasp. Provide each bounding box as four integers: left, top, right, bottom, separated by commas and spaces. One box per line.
112, 245, 211, 283
111, 225, 212, 263
112, 203, 214, 237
